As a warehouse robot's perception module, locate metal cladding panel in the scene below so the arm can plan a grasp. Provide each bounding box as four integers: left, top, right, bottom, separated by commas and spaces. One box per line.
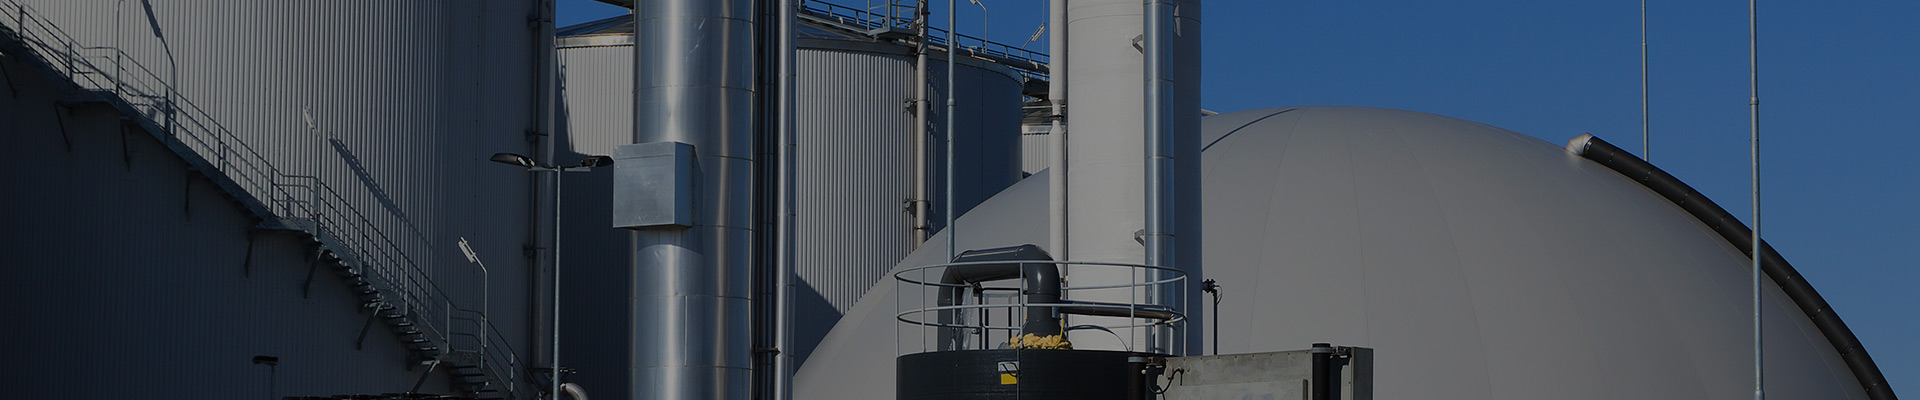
9, 0, 542, 386
0, 55, 462, 398
796, 107, 1877, 400
1021, 133, 1050, 176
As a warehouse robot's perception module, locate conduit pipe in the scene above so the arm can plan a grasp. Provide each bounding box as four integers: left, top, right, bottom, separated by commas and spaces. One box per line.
1047, 0, 1069, 260
1142, 0, 1175, 282
911, 0, 932, 244
629, 0, 758, 398
559, 383, 589, 400
774, 0, 797, 398
1567, 134, 1897, 400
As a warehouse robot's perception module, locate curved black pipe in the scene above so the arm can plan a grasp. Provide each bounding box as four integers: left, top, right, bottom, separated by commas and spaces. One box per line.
1568, 134, 1896, 400
936, 245, 1063, 350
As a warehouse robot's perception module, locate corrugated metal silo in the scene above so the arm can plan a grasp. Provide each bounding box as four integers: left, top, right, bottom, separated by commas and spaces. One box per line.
3, 0, 543, 397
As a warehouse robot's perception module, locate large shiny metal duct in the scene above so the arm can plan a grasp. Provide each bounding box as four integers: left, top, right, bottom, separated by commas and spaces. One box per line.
629, 1, 758, 398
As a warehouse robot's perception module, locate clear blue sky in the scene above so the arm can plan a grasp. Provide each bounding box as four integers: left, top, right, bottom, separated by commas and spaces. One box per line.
560, 0, 1917, 393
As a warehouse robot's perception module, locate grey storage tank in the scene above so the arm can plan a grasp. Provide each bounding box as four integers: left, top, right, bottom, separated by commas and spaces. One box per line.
552, 10, 1028, 399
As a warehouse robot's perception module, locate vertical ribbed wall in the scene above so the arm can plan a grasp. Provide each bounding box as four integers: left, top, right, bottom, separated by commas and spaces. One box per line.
1021, 133, 1051, 176
554, 35, 1023, 386
8, 0, 541, 391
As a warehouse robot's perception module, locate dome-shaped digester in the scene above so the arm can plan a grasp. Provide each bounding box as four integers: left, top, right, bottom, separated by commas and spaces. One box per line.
793, 106, 1888, 399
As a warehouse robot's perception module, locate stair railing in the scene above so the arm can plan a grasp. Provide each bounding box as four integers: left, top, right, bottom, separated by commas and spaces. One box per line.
2, 1, 521, 393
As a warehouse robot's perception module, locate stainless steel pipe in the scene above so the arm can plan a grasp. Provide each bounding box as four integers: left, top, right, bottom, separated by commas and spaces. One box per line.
630, 1, 759, 398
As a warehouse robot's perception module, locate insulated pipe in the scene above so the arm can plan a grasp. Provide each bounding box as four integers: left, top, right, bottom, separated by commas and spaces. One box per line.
1142, 0, 1176, 318
945, 0, 957, 262
630, 1, 758, 399
1046, 0, 1068, 260
773, 0, 797, 399
1310, 343, 1333, 400
559, 383, 589, 400
530, 0, 558, 380
934, 245, 1064, 350
911, 0, 931, 244
1567, 134, 1897, 400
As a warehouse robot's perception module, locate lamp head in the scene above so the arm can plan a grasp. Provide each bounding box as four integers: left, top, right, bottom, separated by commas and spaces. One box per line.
490, 153, 536, 168
579, 155, 614, 168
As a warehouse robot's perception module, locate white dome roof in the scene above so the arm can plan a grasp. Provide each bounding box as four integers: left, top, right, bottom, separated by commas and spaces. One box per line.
795, 106, 1875, 399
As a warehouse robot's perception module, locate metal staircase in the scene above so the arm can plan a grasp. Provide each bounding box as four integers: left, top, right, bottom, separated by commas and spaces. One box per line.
2, 2, 521, 398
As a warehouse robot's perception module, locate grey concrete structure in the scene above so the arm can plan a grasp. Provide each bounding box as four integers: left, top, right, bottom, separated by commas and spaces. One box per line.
795, 106, 1881, 399
1162, 348, 1374, 400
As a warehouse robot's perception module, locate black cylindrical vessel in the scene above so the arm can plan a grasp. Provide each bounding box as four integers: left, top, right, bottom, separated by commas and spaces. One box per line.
898, 349, 1160, 400
1311, 343, 1333, 400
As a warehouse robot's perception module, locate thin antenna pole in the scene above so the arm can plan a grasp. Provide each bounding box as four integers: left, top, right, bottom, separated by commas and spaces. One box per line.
1749, 0, 1764, 399
1641, 0, 1650, 160
946, 0, 957, 262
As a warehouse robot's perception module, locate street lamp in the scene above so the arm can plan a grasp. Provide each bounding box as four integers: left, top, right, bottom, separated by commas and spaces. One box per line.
490, 152, 610, 400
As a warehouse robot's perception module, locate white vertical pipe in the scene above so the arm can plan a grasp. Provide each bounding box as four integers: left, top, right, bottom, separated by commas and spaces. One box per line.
1062, 0, 1148, 352
774, 0, 797, 398
1047, 0, 1069, 262
946, 0, 958, 262
1749, 1, 1764, 399
912, 0, 932, 244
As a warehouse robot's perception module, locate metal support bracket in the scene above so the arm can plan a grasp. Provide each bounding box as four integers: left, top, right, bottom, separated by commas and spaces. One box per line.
0, 60, 17, 99
241, 232, 256, 277
301, 248, 320, 298
356, 302, 381, 350
409, 359, 441, 394
119, 118, 134, 170
50, 103, 72, 152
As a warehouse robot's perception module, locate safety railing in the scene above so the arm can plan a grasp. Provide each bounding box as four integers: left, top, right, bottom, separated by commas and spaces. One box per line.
801, 0, 1050, 79
2, 1, 518, 392
894, 260, 1188, 356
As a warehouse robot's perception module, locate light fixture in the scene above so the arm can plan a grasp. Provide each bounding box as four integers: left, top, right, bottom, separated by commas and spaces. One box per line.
491, 153, 536, 168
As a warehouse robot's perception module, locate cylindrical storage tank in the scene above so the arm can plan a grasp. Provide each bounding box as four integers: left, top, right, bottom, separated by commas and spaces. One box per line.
554, 15, 1024, 399
6, 0, 543, 397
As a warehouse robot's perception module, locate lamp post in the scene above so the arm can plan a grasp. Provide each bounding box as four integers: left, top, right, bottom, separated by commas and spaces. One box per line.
490, 152, 611, 400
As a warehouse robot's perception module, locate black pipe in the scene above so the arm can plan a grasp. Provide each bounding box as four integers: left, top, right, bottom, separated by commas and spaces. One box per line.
936, 245, 1063, 350
1568, 134, 1897, 400
1310, 343, 1332, 400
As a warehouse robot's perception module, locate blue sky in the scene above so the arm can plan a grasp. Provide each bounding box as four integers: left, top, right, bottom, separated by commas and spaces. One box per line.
560, 0, 1916, 393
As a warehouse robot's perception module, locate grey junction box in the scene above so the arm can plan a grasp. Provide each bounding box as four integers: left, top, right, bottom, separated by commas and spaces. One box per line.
612, 141, 694, 228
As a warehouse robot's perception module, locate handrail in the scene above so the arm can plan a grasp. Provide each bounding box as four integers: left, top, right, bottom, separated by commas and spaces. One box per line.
799, 1, 1048, 77
894, 260, 1188, 354
1, 1, 518, 392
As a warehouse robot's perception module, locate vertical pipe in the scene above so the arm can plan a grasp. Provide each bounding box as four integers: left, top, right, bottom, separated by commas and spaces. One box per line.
1310, 343, 1332, 400
1640, 0, 1649, 160
552, 171, 563, 400
912, 0, 932, 244
630, 1, 759, 399
531, 0, 559, 385
1748, 1, 1764, 399
1046, 0, 1068, 262
773, 0, 797, 398
1144, 0, 1177, 354
946, 0, 957, 261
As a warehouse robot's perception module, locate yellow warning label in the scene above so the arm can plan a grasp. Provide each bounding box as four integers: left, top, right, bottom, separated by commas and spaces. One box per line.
997, 361, 1019, 385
